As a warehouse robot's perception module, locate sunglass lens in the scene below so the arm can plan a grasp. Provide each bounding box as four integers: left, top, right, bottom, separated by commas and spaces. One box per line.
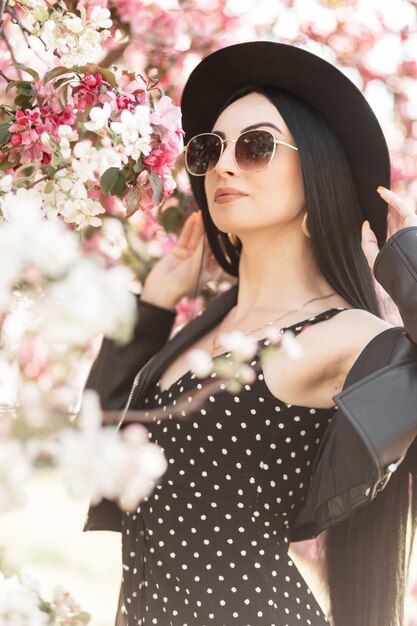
186, 134, 222, 175
235, 130, 275, 172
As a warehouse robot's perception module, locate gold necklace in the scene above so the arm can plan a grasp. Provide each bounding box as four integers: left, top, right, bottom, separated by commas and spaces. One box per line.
211, 291, 337, 355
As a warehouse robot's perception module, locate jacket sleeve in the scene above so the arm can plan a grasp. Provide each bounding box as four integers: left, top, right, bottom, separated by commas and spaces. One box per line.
373, 226, 417, 344
83, 296, 177, 532
374, 226, 417, 474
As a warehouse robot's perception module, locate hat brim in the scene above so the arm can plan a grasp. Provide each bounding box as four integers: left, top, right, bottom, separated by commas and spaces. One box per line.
181, 41, 390, 248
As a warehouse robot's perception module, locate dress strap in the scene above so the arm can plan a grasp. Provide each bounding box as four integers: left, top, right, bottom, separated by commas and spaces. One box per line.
281, 307, 349, 337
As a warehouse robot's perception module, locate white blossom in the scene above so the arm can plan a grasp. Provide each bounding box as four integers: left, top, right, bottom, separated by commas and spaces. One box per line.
71, 141, 99, 182
0, 200, 79, 280
38, 14, 110, 68
84, 102, 112, 132
58, 124, 78, 142
280, 330, 303, 360
0, 188, 44, 221
58, 392, 167, 510
188, 348, 213, 377
217, 331, 258, 361
37, 259, 136, 346
236, 363, 257, 384
0, 440, 31, 514
111, 106, 152, 158
0, 174, 13, 194
62, 14, 84, 34
0, 574, 48, 626
26, 220, 80, 278
74, 201, 105, 229
94, 147, 125, 175
89, 6, 113, 29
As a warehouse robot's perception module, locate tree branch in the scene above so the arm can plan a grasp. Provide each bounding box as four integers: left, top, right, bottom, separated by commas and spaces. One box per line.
0, 0, 9, 36
99, 41, 129, 69
1, 30, 23, 79
0, 68, 11, 83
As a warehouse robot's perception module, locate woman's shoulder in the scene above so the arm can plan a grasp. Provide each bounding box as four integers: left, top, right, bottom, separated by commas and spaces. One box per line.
323, 307, 394, 377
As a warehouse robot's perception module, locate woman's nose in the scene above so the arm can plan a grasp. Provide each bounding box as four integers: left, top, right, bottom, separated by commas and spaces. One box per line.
213, 139, 238, 176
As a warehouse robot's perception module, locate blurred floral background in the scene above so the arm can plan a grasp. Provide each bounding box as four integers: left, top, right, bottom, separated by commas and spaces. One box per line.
0, 0, 417, 623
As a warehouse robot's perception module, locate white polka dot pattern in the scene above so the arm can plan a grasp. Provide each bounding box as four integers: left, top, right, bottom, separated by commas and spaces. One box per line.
120, 309, 345, 625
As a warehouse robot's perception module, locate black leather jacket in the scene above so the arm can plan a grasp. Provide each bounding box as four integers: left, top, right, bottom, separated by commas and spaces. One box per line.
84, 227, 417, 538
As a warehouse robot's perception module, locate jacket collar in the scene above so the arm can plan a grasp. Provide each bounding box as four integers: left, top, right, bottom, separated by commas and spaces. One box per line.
133, 283, 239, 405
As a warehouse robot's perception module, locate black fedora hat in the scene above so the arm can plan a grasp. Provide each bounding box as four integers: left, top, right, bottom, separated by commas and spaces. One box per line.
181, 41, 390, 251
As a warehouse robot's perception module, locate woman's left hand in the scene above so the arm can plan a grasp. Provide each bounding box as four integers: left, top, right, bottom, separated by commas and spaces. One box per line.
361, 186, 417, 271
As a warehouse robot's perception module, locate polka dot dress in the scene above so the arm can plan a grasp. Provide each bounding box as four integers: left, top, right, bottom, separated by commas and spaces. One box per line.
120, 308, 346, 625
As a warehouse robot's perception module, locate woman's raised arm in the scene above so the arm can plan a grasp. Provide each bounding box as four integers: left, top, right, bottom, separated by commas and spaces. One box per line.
362, 187, 417, 343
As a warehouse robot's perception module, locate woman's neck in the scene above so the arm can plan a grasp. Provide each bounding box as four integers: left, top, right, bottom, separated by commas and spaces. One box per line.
231, 229, 334, 323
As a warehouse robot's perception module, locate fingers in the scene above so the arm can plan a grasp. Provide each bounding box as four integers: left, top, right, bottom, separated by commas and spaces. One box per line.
377, 186, 416, 219
361, 219, 379, 270
176, 211, 204, 250
187, 212, 205, 250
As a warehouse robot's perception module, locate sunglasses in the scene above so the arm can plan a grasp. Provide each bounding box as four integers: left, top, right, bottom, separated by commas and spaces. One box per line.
184, 129, 298, 176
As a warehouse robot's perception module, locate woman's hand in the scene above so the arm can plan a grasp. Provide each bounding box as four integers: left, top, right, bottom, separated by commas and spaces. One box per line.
141, 211, 222, 309
361, 186, 417, 271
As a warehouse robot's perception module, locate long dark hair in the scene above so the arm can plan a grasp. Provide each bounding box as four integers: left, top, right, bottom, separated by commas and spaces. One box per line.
193, 86, 417, 625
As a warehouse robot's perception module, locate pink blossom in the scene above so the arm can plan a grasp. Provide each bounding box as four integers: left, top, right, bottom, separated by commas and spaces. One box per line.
113, 0, 145, 25
77, 0, 109, 15
116, 95, 134, 111
84, 73, 103, 89
6, 107, 54, 167
81, 232, 118, 268
175, 296, 205, 328
73, 74, 113, 111
99, 192, 125, 216
136, 178, 154, 212
143, 146, 173, 177
150, 95, 182, 132
134, 210, 160, 239
10, 134, 22, 147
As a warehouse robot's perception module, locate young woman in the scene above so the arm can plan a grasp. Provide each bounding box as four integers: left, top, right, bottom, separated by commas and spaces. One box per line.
85, 42, 417, 626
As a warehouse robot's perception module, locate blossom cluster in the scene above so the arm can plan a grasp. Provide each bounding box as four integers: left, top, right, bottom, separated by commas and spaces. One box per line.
58, 391, 168, 511
31, 4, 113, 68
0, 64, 183, 229
188, 326, 303, 393
0, 194, 137, 344
0, 572, 90, 625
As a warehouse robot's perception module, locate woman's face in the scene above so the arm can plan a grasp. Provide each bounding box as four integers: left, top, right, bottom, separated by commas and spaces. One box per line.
204, 92, 305, 239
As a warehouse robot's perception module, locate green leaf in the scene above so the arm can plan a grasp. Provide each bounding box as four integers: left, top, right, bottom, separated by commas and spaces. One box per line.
44, 181, 54, 194
44, 64, 116, 87
80, 64, 116, 87
16, 82, 37, 97
43, 66, 72, 85
6, 80, 34, 94
31, 5, 48, 21
60, 82, 70, 109
112, 170, 129, 199
124, 168, 135, 183
0, 122, 12, 146
45, 165, 57, 177
76, 610, 91, 624
53, 76, 73, 90
15, 162, 35, 176
149, 171, 164, 206
133, 160, 144, 174
158, 203, 182, 233
0, 156, 19, 170
13, 64, 40, 83
125, 186, 142, 217
14, 94, 34, 108
100, 167, 121, 196
100, 167, 130, 198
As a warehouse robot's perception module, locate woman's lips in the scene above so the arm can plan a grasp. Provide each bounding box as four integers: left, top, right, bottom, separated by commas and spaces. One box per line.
214, 188, 248, 204
215, 194, 247, 204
